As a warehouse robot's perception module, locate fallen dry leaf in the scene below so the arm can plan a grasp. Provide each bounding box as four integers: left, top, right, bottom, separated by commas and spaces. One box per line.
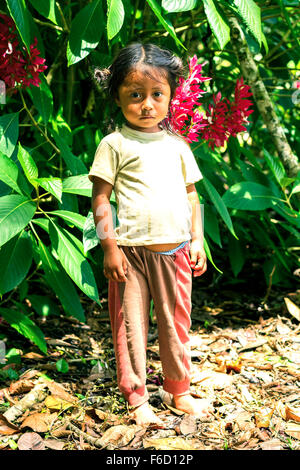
44, 395, 74, 411
260, 438, 283, 450
143, 436, 199, 450
20, 412, 58, 432
22, 352, 45, 360
255, 407, 274, 428
43, 438, 65, 450
9, 379, 34, 395
285, 405, 300, 423
47, 381, 78, 403
17, 432, 46, 450
0, 414, 20, 436
284, 297, 300, 321
284, 422, 300, 440
179, 415, 197, 435
98, 424, 142, 449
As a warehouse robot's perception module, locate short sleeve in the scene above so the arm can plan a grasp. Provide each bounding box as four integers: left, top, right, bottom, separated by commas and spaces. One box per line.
180, 141, 203, 186
88, 140, 118, 185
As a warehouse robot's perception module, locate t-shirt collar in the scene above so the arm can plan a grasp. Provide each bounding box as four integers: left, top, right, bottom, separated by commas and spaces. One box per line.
121, 123, 167, 141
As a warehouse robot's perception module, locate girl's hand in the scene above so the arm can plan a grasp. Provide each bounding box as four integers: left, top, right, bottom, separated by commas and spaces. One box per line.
189, 239, 207, 277
103, 247, 128, 282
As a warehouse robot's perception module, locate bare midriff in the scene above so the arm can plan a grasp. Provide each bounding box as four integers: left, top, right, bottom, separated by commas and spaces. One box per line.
144, 242, 182, 252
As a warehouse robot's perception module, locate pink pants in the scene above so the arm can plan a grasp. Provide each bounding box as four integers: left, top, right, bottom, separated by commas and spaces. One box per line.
108, 242, 192, 408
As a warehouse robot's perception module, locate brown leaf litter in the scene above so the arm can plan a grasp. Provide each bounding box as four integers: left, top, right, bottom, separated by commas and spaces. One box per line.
0, 287, 299, 450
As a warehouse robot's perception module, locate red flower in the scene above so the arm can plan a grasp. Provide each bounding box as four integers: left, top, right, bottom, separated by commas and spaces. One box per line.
166, 55, 254, 150
0, 14, 47, 92
166, 55, 212, 143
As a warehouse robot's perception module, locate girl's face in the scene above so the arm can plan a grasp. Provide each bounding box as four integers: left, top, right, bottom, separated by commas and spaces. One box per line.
115, 66, 171, 133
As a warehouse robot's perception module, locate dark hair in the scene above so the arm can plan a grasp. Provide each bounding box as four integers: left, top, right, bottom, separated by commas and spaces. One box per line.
93, 42, 184, 102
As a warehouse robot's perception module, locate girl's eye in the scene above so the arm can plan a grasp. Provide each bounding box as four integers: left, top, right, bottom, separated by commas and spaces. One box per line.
154, 91, 162, 97
131, 92, 141, 98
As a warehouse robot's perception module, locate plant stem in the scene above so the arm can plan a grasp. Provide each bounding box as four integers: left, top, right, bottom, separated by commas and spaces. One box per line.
19, 89, 60, 155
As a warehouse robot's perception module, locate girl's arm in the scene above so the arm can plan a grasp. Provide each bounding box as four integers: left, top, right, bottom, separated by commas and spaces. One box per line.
186, 184, 207, 277
92, 176, 127, 282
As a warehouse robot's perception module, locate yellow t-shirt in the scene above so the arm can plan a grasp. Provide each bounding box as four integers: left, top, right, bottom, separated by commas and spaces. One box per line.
88, 124, 203, 246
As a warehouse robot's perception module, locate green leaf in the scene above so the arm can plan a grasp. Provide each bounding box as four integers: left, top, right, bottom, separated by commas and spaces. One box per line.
0, 231, 33, 295
83, 210, 99, 252
62, 174, 92, 197
0, 113, 19, 157
228, 235, 245, 277
204, 237, 223, 274
28, 0, 60, 25
34, 177, 62, 203
202, 0, 230, 50
17, 144, 38, 188
162, 0, 198, 12
56, 358, 69, 373
146, 0, 186, 49
6, 0, 32, 51
231, 0, 262, 46
0, 307, 47, 354
67, 0, 104, 66
51, 130, 87, 175
0, 194, 36, 247
28, 75, 53, 124
222, 182, 276, 210
49, 210, 86, 230
202, 178, 237, 238
38, 239, 86, 322
49, 220, 99, 303
0, 152, 24, 195
263, 148, 286, 187
203, 205, 222, 247
27, 294, 61, 317
107, 0, 125, 40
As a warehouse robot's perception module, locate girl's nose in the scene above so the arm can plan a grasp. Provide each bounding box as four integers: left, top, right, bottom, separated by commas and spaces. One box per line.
142, 97, 153, 110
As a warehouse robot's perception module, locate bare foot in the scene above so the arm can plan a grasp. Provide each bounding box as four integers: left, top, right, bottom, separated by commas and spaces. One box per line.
173, 394, 214, 419
129, 401, 163, 426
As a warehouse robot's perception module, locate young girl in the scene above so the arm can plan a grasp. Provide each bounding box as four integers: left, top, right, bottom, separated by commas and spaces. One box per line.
88, 43, 213, 425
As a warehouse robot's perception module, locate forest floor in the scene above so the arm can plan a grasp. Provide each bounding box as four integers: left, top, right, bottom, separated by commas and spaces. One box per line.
0, 280, 300, 451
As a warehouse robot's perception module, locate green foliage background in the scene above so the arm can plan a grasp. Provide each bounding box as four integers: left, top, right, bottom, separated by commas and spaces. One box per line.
0, 0, 299, 355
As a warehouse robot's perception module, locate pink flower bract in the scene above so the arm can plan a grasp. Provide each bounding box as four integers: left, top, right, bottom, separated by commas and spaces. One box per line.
0, 14, 47, 92
166, 55, 254, 149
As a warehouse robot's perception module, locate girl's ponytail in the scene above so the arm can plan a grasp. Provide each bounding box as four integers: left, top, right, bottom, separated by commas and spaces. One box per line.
93, 67, 111, 89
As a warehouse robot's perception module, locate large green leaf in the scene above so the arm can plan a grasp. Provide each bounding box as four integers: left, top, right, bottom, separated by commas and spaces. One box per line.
227, 0, 262, 46
34, 177, 62, 203
28, 0, 60, 25
83, 210, 99, 252
107, 0, 125, 40
49, 210, 86, 230
263, 148, 286, 187
162, 0, 198, 12
38, 239, 86, 322
222, 182, 276, 211
0, 194, 36, 247
67, 0, 104, 66
0, 307, 47, 353
0, 113, 19, 157
202, 178, 237, 238
203, 237, 223, 274
203, 204, 222, 247
6, 0, 32, 51
62, 174, 92, 197
49, 220, 99, 303
146, 0, 186, 49
0, 231, 32, 295
28, 75, 53, 124
0, 152, 23, 195
202, 0, 230, 50
228, 235, 245, 277
17, 144, 38, 188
